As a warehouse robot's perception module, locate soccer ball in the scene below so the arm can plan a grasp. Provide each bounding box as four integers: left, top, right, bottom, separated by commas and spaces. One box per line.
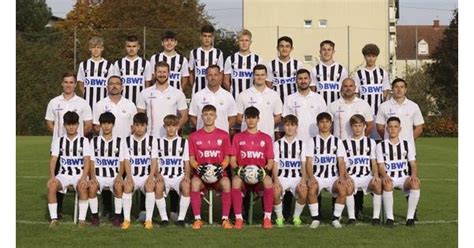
200, 164, 220, 184
239, 165, 265, 185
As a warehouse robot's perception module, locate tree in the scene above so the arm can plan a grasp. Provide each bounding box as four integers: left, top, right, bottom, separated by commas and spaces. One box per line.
16, 0, 52, 32
427, 9, 458, 122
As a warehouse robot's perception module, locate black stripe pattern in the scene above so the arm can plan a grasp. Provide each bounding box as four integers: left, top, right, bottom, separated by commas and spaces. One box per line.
126, 135, 153, 177
116, 57, 148, 104
269, 59, 300, 104
152, 53, 186, 90
380, 140, 410, 178
314, 63, 345, 105
276, 139, 304, 178
92, 136, 122, 178
342, 137, 372, 177
157, 137, 186, 178
228, 53, 260, 99
58, 136, 86, 176
79, 59, 113, 111
355, 67, 386, 115
311, 135, 340, 178
190, 47, 223, 94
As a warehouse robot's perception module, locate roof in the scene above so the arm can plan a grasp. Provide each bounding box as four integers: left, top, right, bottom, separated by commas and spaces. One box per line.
396, 23, 447, 60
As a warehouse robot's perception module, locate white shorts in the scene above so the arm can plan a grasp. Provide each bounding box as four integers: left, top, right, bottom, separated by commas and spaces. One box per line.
315, 176, 338, 197
56, 174, 81, 194
352, 175, 374, 195
163, 176, 183, 196
392, 175, 410, 195
279, 177, 301, 199
97, 176, 116, 194
132, 176, 148, 194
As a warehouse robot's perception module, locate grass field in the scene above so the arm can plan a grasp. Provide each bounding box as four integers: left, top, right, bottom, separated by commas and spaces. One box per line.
16, 136, 458, 247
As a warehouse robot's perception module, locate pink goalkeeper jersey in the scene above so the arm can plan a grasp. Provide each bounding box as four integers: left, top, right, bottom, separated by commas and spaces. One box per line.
232, 130, 274, 167
189, 127, 232, 165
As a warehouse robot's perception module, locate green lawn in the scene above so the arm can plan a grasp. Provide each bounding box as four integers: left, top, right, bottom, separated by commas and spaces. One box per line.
16, 136, 458, 247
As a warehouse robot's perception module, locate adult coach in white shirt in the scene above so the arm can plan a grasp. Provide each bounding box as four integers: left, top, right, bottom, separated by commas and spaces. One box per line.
284, 68, 327, 142
328, 78, 373, 140
189, 64, 237, 132
376, 78, 424, 147
136, 61, 188, 138
45, 72, 92, 150
93, 76, 137, 138
236, 64, 282, 140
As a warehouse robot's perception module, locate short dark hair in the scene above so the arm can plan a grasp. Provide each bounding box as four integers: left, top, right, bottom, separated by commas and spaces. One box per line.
155, 61, 170, 71
161, 30, 176, 40
207, 64, 220, 73
133, 112, 148, 124
99, 112, 115, 124
201, 24, 215, 34
62, 72, 76, 81
244, 106, 260, 118
253, 64, 267, 74
392, 78, 407, 87
349, 114, 366, 126
296, 68, 310, 77
283, 114, 298, 126
202, 104, 216, 113
317, 112, 332, 123
387, 116, 401, 125
126, 35, 139, 43
163, 114, 179, 126
107, 75, 122, 84
277, 36, 293, 47
362, 43, 380, 56
320, 40, 335, 48
63, 111, 79, 125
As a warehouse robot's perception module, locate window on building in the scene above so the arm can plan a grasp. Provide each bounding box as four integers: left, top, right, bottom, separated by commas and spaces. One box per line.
319, 19, 327, 28
418, 39, 429, 55
304, 20, 312, 28
304, 55, 313, 63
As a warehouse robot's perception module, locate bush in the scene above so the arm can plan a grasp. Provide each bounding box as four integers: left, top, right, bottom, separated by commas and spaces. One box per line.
423, 116, 458, 137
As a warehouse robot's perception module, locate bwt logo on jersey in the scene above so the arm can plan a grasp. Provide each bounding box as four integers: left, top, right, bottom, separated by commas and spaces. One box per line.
361, 85, 383, 94
130, 157, 150, 166
314, 156, 336, 164
232, 70, 253, 78
122, 77, 143, 85
195, 68, 207, 76
60, 158, 83, 166
240, 150, 264, 159
85, 78, 106, 86
95, 158, 119, 166
169, 72, 181, 80
279, 160, 301, 168
318, 82, 339, 91
273, 77, 296, 85
198, 150, 221, 158
160, 158, 183, 166
348, 157, 370, 166
385, 161, 407, 170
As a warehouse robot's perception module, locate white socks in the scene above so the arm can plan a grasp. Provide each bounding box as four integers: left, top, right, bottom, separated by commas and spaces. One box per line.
264, 212, 272, 219
309, 203, 319, 218
89, 197, 98, 214
156, 198, 168, 221
78, 200, 88, 221
48, 203, 58, 220
373, 194, 382, 219
293, 202, 305, 218
346, 195, 355, 219
122, 193, 132, 221
114, 197, 122, 215
383, 191, 394, 219
274, 202, 283, 219
333, 203, 345, 218
178, 196, 190, 221
407, 189, 420, 220
145, 192, 155, 222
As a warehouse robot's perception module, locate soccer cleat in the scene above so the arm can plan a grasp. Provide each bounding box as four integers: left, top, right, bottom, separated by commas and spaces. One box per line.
160, 220, 169, 227
234, 219, 244, 229
144, 220, 153, 230
175, 220, 185, 228
372, 218, 381, 225
121, 220, 131, 230
406, 219, 415, 227
78, 220, 87, 228
49, 219, 59, 228
222, 219, 233, 229
192, 219, 203, 230
309, 220, 320, 229
263, 217, 272, 229
293, 217, 302, 227
112, 215, 122, 227
347, 219, 356, 225
332, 219, 343, 228
91, 214, 100, 227
385, 219, 394, 228
275, 217, 285, 227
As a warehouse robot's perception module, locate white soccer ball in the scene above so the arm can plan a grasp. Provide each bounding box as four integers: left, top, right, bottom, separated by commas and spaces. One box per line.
200, 164, 219, 184
239, 165, 265, 185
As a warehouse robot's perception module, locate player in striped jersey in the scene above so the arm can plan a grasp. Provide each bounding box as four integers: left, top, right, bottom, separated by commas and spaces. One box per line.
272, 115, 310, 227
353, 44, 390, 141
47, 111, 91, 227
88, 112, 129, 227
120, 113, 163, 230
114, 35, 152, 104
149, 31, 189, 91
306, 112, 350, 228
157, 114, 191, 227
77, 36, 115, 115
189, 25, 224, 95
266, 36, 304, 104
376, 117, 420, 227
311, 40, 348, 105
230, 107, 275, 229
224, 29, 262, 99
342, 114, 382, 225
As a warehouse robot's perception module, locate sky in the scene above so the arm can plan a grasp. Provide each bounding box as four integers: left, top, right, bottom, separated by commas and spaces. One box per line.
46, 0, 458, 31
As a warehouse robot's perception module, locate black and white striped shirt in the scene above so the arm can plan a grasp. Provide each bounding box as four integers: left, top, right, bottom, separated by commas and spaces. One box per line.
157, 136, 189, 178
52, 135, 91, 176
311, 62, 348, 105
342, 137, 376, 178
150, 52, 189, 90
274, 137, 306, 178
114, 57, 152, 104
77, 58, 115, 111
224, 52, 261, 99
92, 136, 128, 178
308, 135, 346, 178
189, 47, 224, 95
376, 139, 416, 178
267, 58, 303, 103
125, 135, 158, 177
353, 67, 390, 115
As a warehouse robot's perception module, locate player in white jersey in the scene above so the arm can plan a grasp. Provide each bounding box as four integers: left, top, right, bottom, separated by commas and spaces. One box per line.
114, 35, 153, 104
189, 24, 224, 95
376, 78, 424, 147
137, 61, 188, 138
121, 113, 164, 230
190, 64, 237, 132
47, 111, 91, 227
306, 112, 350, 228
157, 114, 191, 228
77, 36, 115, 114
236, 64, 282, 141
266, 36, 304, 104
272, 115, 310, 227
149, 31, 189, 91
311, 40, 348, 105
224, 29, 262, 99
284, 69, 327, 142
342, 114, 382, 225
88, 112, 129, 227
376, 117, 420, 227
93, 76, 137, 138
328, 78, 374, 140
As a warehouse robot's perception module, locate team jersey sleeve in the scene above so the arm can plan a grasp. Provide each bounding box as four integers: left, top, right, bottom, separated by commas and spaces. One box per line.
82, 139, 92, 157
353, 70, 361, 93
82, 101, 93, 121
188, 50, 195, 71
51, 138, 60, 157
231, 135, 239, 158
181, 58, 190, 77
149, 55, 156, 74
217, 50, 224, 71
413, 104, 425, 125
144, 60, 153, 81
310, 67, 318, 87
92, 101, 101, 125
273, 95, 283, 115
113, 61, 121, 77
305, 138, 314, 158
176, 91, 188, 111
188, 94, 199, 116
136, 91, 147, 110
300, 141, 308, 162
265, 62, 273, 83
223, 133, 233, 156
45, 99, 55, 121
227, 96, 238, 117
336, 139, 347, 158
265, 136, 274, 160
224, 56, 232, 75
77, 62, 85, 82
339, 67, 349, 82
382, 69, 391, 90
407, 141, 416, 161
282, 98, 291, 117
376, 143, 384, 164
183, 139, 190, 161
188, 134, 196, 157
236, 93, 245, 115
375, 104, 387, 125
363, 101, 374, 122
120, 138, 129, 162
151, 137, 159, 159
273, 141, 279, 163
369, 139, 377, 160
